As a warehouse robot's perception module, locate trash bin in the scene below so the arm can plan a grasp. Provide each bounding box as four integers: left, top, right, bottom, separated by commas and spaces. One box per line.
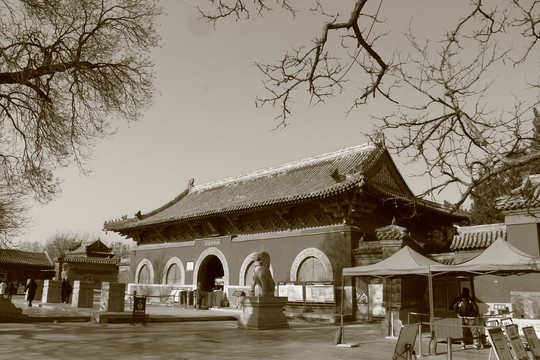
180, 290, 187, 306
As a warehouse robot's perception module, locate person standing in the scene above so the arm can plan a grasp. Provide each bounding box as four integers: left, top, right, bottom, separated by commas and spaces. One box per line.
450, 287, 482, 350
0, 279, 7, 298
6, 281, 15, 299
61, 279, 70, 303
25, 279, 38, 307
196, 282, 205, 310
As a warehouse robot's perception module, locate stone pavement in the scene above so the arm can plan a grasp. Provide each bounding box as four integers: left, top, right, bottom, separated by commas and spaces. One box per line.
2, 295, 499, 360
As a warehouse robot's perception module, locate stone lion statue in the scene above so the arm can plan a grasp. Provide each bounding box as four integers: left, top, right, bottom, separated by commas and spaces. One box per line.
61, 263, 72, 282
250, 251, 275, 297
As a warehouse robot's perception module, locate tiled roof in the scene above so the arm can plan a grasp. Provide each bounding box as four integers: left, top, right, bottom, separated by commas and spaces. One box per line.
62, 256, 119, 265
0, 250, 53, 267
450, 223, 506, 251
496, 174, 540, 211
104, 142, 465, 232
105, 143, 384, 230
353, 245, 383, 255
67, 240, 113, 257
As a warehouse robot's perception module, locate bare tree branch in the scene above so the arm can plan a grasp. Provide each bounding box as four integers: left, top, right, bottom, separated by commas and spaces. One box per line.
199, 0, 540, 212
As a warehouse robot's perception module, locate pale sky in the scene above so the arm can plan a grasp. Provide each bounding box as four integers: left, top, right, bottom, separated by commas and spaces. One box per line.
14, 1, 537, 247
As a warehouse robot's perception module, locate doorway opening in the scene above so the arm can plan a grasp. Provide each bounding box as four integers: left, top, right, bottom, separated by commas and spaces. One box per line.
197, 255, 224, 291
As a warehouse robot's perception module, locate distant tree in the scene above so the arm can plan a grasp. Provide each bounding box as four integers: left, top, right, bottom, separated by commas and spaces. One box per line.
44, 230, 96, 260
109, 241, 133, 259
0, 0, 162, 243
469, 108, 540, 224
14, 240, 43, 253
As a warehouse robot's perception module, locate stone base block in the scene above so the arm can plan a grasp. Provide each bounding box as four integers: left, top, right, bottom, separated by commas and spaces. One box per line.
237, 296, 289, 330
42, 280, 62, 304
100, 282, 126, 312
72, 281, 95, 308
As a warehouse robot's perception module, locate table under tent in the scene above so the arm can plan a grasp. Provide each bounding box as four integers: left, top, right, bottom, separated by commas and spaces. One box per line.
340, 238, 540, 346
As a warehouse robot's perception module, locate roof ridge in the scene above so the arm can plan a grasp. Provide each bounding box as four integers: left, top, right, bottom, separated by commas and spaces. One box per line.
191, 142, 377, 193
456, 223, 506, 231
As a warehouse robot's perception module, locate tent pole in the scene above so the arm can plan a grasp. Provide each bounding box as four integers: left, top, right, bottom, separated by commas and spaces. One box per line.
428, 267, 434, 336
341, 276, 345, 344
470, 275, 476, 298
367, 277, 371, 323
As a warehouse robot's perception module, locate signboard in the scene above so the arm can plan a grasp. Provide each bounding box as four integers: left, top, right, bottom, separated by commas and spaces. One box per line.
369, 284, 385, 317
278, 282, 303, 302
204, 239, 221, 247
514, 318, 540, 336
487, 327, 514, 360
305, 282, 334, 303
132, 295, 147, 325
392, 324, 419, 360
523, 326, 540, 360
505, 324, 529, 360
186, 261, 194, 271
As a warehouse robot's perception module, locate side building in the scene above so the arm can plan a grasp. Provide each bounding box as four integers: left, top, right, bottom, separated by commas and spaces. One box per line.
434, 174, 540, 319
104, 142, 466, 318
0, 250, 55, 292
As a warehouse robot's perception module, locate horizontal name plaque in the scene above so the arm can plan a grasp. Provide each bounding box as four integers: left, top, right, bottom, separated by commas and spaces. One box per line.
204, 239, 221, 247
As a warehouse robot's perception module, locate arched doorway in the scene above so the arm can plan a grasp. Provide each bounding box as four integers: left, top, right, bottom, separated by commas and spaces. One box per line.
197, 255, 224, 291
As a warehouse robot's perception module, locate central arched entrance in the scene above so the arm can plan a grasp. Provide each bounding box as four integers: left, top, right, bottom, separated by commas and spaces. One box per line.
197, 255, 225, 291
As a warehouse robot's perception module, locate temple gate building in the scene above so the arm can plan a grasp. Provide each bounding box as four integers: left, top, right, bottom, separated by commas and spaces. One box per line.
104, 142, 466, 319
55, 239, 120, 285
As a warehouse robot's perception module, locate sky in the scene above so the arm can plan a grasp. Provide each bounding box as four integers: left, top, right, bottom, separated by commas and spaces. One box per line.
13, 0, 535, 247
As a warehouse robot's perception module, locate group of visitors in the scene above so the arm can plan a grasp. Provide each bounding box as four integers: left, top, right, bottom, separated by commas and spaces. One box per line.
0, 279, 19, 299
0, 278, 38, 307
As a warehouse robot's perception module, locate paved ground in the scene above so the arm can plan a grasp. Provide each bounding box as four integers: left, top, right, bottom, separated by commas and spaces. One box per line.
1, 295, 501, 360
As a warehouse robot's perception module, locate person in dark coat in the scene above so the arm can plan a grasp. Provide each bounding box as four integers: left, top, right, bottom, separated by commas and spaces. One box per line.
6, 281, 15, 300
61, 279, 71, 303
450, 288, 482, 349
25, 279, 38, 307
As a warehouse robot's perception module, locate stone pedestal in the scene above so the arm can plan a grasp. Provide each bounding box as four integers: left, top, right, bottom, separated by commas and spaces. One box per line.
0, 298, 29, 321
42, 280, 62, 304
237, 296, 289, 330
72, 281, 95, 308
100, 282, 126, 312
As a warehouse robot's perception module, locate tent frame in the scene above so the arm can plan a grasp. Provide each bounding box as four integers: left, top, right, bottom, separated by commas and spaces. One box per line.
339, 239, 540, 346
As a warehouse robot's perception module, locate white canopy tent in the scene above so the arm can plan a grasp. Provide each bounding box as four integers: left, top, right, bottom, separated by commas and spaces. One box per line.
339, 238, 540, 343
430, 237, 540, 275
343, 246, 440, 277
341, 246, 440, 340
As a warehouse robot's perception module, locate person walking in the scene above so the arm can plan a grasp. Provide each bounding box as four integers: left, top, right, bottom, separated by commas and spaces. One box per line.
450, 287, 482, 350
25, 279, 38, 307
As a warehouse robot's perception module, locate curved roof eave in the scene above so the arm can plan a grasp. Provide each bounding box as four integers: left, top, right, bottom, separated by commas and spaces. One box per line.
105, 178, 364, 231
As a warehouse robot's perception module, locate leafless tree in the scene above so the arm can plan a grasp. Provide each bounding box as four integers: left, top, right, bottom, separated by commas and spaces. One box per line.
44, 230, 98, 260
0, 191, 30, 247
0, 0, 162, 240
197, 0, 540, 210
